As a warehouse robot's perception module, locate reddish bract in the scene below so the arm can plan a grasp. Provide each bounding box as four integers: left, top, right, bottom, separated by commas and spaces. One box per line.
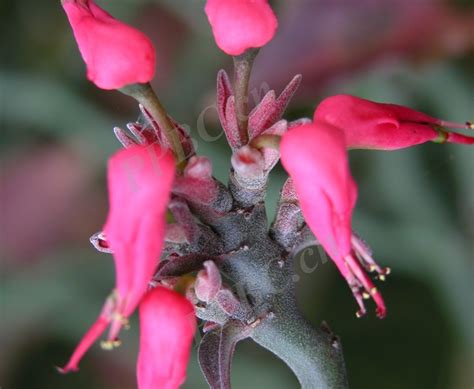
62, 0, 156, 89
205, 0, 278, 55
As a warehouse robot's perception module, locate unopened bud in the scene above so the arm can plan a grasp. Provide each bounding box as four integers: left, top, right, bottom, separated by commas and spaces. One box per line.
195, 260, 222, 302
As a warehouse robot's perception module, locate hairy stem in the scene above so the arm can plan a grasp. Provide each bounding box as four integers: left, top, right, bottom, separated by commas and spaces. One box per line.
211, 201, 349, 388
120, 83, 185, 163
233, 49, 258, 144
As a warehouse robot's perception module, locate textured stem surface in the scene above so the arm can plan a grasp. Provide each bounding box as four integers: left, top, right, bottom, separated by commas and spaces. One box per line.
251, 303, 348, 389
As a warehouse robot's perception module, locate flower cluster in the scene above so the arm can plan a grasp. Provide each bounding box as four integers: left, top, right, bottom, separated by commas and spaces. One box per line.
60, 0, 473, 387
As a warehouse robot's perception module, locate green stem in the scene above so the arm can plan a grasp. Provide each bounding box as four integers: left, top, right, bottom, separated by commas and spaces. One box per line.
233, 49, 259, 145
251, 304, 349, 389
120, 83, 185, 163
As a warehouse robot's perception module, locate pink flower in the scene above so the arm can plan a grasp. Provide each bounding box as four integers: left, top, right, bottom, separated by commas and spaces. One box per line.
205, 0, 278, 55
280, 122, 388, 318
314, 94, 473, 150
62, 0, 156, 89
60, 144, 175, 372
137, 286, 196, 389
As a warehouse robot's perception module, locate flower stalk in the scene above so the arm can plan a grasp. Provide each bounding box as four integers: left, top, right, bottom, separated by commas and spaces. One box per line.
233, 49, 259, 144
120, 83, 186, 163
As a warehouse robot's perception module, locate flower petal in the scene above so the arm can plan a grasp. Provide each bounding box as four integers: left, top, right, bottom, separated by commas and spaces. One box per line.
205, 0, 278, 56
137, 287, 196, 389
105, 145, 175, 317
62, 0, 156, 89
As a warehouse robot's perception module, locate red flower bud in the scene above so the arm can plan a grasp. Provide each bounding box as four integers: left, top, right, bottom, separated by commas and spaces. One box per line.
314, 95, 473, 150
280, 122, 387, 318
205, 0, 278, 55
137, 286, 196, 389
60, 145, 175, 373
62, 0, 156, 89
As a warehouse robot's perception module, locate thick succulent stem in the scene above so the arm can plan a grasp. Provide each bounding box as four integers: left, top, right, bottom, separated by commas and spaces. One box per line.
251, 303, 348, 389
233, 49, 259, 144
190, 199, 349, 388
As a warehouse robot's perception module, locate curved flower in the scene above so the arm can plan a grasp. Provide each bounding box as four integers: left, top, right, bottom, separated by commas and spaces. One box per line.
137, 286, 196, 389
62, 0, 156, 89
280, 122, 388, 318
60, 144, 175, 372
314, 94, 473, 150
205, 0, 278, 56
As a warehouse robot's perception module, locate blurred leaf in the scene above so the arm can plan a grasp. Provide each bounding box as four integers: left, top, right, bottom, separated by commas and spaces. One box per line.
1, 71, 117, 162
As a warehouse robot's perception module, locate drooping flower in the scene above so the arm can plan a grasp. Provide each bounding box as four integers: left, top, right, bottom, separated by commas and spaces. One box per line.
62, 0, 156, 89
314, 94, 473, 150
137, 286, 196, 389
60, 144, 175, 372
280, 122, 388, 318
205, 0, 278, 56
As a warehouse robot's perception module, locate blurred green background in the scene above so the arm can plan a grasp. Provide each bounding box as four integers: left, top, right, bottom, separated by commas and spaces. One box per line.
1, 0, 473, 388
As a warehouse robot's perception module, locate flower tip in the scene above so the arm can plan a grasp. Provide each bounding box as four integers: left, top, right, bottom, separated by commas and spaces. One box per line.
100, 339, 122, 350
62, 0, 156, 90
205, 0, 278, 56
376, 307, 387, 319
56, 364, 79, 374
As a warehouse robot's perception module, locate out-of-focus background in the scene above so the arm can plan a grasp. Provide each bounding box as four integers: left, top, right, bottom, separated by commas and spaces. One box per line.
1, 0, 473, 388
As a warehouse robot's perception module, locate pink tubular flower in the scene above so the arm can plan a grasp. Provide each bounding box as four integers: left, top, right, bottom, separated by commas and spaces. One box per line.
205, 0, 278, 56
280, 122, 388, 318
62, 0, 156, 89
314, 94, 474, 150
60, 144, 175, 373
137, 286, 196, 389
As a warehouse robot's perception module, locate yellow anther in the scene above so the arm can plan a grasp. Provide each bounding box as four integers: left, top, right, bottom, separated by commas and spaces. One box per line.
362, 292, 370, 300
100, 340, 115, 350
378, 275, 386, 282
369, 265, 377, 272
100, 339, 122, 350
112, 312, 129, 326
112, 339, 122, 348
370, 287, 378, 296
355, 311, 363, 318
384, 267, 392, 275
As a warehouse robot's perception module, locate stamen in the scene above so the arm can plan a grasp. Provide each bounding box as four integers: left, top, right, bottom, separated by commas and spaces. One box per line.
344, 254, 386, 319
100, 340, 115, 350
438, 120, 473, 130
351, 235, 384, 274
112, 312, 130, 327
